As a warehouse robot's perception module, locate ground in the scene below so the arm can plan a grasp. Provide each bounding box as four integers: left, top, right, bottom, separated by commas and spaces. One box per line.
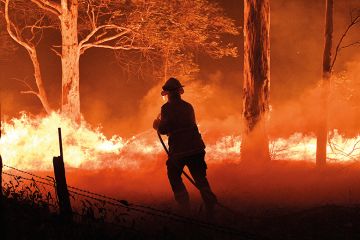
3, 160, 360, 239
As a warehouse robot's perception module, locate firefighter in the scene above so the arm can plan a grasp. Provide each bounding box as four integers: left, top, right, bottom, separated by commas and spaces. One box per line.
153, 77, 217, 215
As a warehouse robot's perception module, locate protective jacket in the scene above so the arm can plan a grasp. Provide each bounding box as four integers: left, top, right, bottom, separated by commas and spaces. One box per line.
157, 96, 205, 159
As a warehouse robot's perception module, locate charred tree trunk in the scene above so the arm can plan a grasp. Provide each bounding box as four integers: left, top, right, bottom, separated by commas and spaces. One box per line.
316, 0, 333, 167
60, 0, 81, 122
241, 0, 270, 163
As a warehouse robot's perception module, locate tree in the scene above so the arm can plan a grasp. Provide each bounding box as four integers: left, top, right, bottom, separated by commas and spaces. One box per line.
3, 0, 239, 122
316, 0, 333, 167
241, 0, 271, 163
316, 3, 359, 166
143, 0, 239, 83
3, 0, 153, 121
3, 0, 54, 113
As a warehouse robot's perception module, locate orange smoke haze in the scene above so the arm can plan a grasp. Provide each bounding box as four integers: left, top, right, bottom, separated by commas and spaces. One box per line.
1, 0, 360, 208
1, 0, 359, 137
7, 160, 360, 209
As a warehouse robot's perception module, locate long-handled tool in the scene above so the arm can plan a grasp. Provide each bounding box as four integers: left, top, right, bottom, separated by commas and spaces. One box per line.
157, 132, 199, 188
157, 132, 237, 215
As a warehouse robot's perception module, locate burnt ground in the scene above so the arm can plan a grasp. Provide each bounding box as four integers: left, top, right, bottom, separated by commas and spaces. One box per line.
3, 160, 360, 239
2, 196, 360, 240
1, 197, 144, 240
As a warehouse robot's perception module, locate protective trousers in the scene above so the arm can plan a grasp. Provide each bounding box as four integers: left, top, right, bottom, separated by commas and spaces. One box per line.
166, 152, 217, 212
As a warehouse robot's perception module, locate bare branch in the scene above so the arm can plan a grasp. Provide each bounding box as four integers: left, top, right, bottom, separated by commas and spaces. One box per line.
30, 0, 61, 16
81, 43, 152, 53
340, 41, 360, 49
5, 0, 52, 113
331, 12, 360, 70
13, 77, 35, 92
12, 77, 41, 99
21, 90, 40, 97
4, 0, 35, 53
91, 30, 131, 46
328, 137, 360, 160
78, 24, 134, 53
24, 24, 58, 32
50, 46, 62, 57
85, 1, 96, 29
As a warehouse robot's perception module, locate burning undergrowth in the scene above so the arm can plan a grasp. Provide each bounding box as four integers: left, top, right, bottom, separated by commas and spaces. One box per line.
2, 112, 360, 220
0, 112, 360, 171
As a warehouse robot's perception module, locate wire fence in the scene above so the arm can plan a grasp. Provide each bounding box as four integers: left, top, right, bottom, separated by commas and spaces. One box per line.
1, 163, 254, 239
2, 171, 57, 210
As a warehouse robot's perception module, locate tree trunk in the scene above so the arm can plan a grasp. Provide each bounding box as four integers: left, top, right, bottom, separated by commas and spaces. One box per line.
60, 0, 81, 122
316, 0, 333, 167
28, 50, 52, 114
241, 0, 271, 163
4, 0, 52, 114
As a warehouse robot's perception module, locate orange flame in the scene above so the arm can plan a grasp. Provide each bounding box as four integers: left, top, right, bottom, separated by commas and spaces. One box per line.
0, 113, 359, 170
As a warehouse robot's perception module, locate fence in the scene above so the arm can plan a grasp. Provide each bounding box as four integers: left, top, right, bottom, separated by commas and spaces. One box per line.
0, 128, 253, 239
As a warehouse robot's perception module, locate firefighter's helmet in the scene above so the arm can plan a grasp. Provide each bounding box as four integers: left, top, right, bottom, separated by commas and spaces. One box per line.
161, 77, 184, 96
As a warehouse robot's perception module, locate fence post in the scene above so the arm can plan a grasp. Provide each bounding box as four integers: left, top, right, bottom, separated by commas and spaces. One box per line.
53, 128, 72, 221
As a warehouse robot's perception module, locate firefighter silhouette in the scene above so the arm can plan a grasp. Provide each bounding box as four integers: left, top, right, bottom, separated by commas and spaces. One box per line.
153, 77, 217, 215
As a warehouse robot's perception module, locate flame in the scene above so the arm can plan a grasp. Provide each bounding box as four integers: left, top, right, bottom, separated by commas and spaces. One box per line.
270, 131, 360, 162
0, 112, 359, 171
0, 112, 162, 170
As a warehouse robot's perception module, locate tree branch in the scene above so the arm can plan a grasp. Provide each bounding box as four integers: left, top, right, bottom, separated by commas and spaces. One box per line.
91, 30, 132, 46
340, 41, 360, 49
5, 0, 52, 113
4, 0, 35, 53
12, 77, 41, 98
21, 90, 40, 97
13, 77, 34, 92
30, 0, 61, 16
331, 12, 360, 70
78, 24, 134, 52
85, 1, 96, 29
81, 43, 152, 53
50, 46, 62, 57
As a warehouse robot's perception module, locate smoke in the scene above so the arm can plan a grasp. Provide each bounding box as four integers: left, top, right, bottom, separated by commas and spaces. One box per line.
132, 70, 243, 146
23, 160, 360, 208
268, 52, 360, 138
1, 0, 358, 138
1, 0, 360, 209
74, 0, 360, 140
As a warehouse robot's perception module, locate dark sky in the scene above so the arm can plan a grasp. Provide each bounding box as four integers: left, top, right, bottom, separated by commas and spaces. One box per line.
1, 0, 359, 137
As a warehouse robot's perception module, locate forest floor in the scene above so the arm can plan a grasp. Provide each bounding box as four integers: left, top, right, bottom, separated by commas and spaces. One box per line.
3, 160, 360, 239
2, 195, 360, 239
